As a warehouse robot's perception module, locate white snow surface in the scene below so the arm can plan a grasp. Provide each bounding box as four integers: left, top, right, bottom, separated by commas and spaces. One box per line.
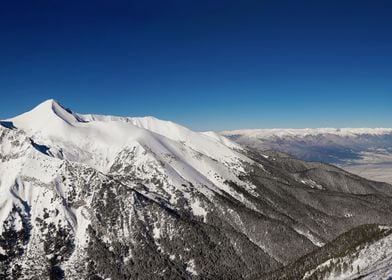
7, 99, 249, 173
2, 99, 348, 268
186, 259, 198, 276
0, 99, 259, 239
293, 226, 325, 247
303, 228, 392, 280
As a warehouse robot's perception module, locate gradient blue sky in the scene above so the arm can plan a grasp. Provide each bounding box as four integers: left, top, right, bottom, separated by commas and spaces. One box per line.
1, 0, 391, 131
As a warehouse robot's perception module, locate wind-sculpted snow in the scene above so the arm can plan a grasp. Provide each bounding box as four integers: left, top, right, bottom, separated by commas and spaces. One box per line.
1, 100, 392, 279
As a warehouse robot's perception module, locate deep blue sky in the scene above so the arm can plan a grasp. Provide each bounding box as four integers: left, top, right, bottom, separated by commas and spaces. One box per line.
1, 0, 391, 130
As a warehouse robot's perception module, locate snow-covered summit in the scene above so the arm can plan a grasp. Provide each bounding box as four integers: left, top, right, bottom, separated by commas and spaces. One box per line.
2, 100, 392, 280
0, 99, 254, 243
4, 99, 246, 173
9, 99, 81, 132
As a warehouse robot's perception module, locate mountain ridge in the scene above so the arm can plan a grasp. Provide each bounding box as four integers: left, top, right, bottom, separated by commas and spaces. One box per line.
221, 127, 392, 138
1, 100, 392, 279
221, 128, 392, 184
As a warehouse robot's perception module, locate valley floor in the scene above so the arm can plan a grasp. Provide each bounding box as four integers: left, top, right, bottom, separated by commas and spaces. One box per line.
342, 163, 392, 185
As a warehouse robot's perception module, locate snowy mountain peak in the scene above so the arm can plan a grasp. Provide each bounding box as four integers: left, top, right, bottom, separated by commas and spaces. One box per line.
8, 99, 82, 133
2, 100, 392, 279
3, 99, 246, 173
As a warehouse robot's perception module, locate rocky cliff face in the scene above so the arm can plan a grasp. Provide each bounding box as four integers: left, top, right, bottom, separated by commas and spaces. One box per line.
1, 100, 392, 279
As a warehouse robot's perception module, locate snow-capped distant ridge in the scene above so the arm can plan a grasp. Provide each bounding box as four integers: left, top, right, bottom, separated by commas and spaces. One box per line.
222, 127, 392, 138
222, 126, 392, 184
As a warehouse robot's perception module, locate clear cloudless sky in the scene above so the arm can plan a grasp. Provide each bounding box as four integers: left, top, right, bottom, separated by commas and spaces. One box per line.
0, 0, 391, 131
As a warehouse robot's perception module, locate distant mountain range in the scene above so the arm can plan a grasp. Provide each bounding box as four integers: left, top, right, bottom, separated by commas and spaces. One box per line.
222, 128, 392, 184
1, 100, 391, 279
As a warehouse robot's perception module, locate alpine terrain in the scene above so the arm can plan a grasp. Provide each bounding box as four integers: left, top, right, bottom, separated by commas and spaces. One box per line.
1, 99, 392, 280
222, 128, 392, 184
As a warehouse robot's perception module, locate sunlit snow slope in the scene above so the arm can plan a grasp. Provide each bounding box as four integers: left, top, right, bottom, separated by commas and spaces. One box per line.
1, 100, 392, 280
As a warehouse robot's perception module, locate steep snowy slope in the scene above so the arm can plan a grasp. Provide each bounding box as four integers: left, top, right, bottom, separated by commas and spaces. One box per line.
9, 99, 247, 173
222, 128, 392, 184
304, 227, 392, 280
261, 224, 392, 280
1, 100, 392, 280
